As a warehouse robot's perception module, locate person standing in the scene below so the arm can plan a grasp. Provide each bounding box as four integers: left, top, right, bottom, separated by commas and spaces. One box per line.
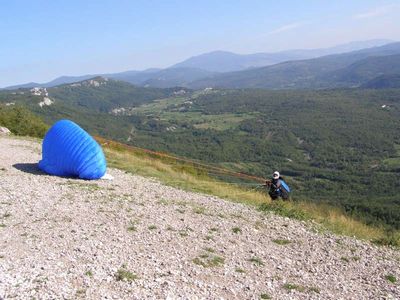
264, 171, 290, 200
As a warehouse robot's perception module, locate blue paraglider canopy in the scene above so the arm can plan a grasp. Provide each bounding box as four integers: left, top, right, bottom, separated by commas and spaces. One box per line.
39, 120, 107, 180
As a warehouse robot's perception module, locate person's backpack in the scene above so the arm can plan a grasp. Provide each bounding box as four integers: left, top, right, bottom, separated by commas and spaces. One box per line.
278, 179, 291, 200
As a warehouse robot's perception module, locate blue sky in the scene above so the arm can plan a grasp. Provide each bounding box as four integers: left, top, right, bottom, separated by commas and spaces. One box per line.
1, 0, 399, 87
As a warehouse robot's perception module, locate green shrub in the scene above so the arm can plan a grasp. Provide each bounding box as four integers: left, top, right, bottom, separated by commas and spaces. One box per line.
115, 268, 138, 281
0, 105, 48, 137
385, 274, 397, 283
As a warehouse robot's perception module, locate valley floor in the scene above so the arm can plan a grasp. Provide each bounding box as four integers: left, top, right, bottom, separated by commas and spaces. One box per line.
0, 136, 399, 299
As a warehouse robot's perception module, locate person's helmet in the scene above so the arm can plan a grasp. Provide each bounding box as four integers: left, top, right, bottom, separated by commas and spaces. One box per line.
273, 171, 280, 179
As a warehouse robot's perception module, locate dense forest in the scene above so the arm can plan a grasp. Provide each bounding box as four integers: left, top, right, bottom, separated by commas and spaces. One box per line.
118, 89, 400, 229
1, 84, 399, 229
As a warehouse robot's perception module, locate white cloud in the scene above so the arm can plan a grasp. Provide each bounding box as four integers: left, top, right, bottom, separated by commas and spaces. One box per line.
267, 22, 304, 35
353, 4, 400, 19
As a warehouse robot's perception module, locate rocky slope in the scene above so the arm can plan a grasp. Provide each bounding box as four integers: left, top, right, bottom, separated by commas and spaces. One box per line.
0, 136, 399, 299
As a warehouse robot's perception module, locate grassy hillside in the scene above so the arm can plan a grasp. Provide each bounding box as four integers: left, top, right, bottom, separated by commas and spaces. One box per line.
99, 137, 399, 246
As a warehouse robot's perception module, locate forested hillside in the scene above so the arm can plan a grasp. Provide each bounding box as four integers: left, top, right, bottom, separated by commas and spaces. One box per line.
362, 74, 400, 89
110, 88, 400, 229
49, 77, 186, 113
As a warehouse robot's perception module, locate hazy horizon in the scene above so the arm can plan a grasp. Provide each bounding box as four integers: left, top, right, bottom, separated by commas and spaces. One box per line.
1, 0, 400, 87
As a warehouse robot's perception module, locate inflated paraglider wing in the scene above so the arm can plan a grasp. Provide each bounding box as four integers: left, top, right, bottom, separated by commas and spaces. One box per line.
39, 120, 107, 179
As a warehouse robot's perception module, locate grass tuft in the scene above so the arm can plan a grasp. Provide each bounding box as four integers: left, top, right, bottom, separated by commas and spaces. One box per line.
115, 268, 138, 282
341, 257, 350, 263
193, 206, 207, 215
309, 287, 321, 293
373, 229, 400, 247
283, 283, 320, 294
204, 247, 215, 253
2, 213, 11, 219
193, 253, 225, 267
127, 220, 137, 232
235, 267, 246, 273
248, 257, 264, 266
283, 283, 306, 292
232, 227, 242, 234
272, 239, 291, 245
385, 274, 397, 283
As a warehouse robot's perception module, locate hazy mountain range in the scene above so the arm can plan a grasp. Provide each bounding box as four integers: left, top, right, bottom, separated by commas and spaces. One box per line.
4, 39, 399, 90
170, 39, 393, 72
189, 42, 400, 89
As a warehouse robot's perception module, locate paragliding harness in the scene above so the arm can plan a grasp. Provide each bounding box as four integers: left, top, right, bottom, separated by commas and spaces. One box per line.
263, 178, 290, 200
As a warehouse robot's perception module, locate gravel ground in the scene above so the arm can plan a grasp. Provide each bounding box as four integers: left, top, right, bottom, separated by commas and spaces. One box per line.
0, 136, 399, 300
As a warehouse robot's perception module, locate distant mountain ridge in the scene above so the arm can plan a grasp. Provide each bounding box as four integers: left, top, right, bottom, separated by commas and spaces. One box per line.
362, 74, 400, 89
4, 39, 394, 90
188, 42, 400, 89
171, 39, 393, 72
324, 54, 400, 87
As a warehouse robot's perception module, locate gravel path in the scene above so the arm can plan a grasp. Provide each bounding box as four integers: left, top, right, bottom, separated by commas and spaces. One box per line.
0, 136, 399, 299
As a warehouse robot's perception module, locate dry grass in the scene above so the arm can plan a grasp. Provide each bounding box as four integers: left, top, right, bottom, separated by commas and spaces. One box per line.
295, 201, 383, 241
104, 147, 268, 207
101, 139, 397, 245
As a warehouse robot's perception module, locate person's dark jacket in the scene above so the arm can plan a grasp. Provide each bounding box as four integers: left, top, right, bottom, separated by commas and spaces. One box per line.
268, 177, 287, 200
